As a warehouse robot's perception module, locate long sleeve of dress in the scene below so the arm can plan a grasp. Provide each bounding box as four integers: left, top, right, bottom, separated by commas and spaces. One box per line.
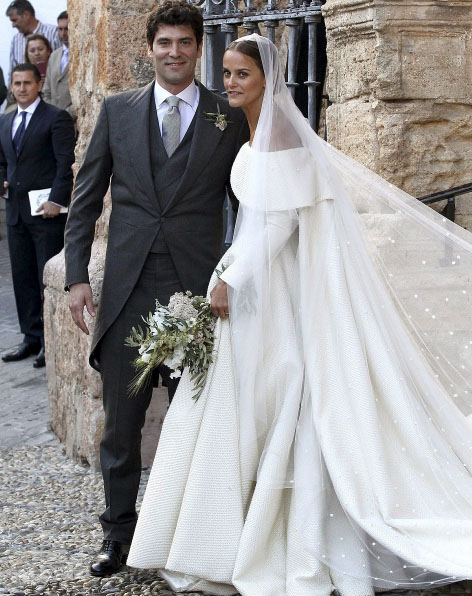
220, 209, 298, 290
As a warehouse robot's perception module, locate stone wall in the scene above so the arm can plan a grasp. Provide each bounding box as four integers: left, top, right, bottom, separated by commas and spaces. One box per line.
323, 0, 472, 228
44, 0, 166, 470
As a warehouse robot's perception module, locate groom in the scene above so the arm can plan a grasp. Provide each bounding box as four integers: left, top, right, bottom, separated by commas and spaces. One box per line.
65, 0, 247, 576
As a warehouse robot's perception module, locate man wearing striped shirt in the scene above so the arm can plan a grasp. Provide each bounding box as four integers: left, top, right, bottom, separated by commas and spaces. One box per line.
6, 1, 60, 91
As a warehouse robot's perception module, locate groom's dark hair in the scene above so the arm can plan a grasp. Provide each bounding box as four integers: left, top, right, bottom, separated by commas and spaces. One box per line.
146, 0, 204, 48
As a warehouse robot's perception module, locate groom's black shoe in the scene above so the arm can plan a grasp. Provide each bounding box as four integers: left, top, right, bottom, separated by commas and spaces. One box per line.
89, 540, 129, 576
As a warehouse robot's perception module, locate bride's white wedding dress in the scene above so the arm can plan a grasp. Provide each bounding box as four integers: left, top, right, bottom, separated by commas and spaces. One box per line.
127, 141, 472, 595
128, 35, 472, 596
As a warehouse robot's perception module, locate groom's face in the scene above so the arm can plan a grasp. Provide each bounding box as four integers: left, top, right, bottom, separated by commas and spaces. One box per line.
148, 24, 202, 94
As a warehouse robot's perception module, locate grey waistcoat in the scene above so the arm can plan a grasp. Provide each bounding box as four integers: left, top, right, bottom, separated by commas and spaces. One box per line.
149, 99, 197, 253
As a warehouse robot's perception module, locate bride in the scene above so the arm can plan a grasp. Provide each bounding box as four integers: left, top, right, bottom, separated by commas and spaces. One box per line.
127, 34, 472, 595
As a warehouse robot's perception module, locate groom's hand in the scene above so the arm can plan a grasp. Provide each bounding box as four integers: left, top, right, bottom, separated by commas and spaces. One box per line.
210, 280, 229, 319
69, 282, 96, 335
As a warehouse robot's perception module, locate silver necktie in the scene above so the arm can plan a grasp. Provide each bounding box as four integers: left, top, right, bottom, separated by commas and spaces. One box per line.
162, 96, 181, 157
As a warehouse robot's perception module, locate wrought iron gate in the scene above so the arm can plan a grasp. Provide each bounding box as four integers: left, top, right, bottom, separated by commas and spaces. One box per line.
192, 0, 326, 131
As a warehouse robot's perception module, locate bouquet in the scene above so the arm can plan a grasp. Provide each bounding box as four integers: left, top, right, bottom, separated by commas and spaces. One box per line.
125, 291, 216, 401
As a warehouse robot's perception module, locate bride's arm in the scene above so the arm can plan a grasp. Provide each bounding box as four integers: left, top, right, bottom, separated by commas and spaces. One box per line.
218, 208, 299, 290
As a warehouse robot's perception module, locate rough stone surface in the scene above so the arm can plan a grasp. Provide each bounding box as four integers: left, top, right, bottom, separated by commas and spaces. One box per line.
323, 0, 472, 222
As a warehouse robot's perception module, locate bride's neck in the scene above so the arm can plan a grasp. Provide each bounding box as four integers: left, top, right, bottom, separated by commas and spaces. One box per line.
242, 105, 261, 145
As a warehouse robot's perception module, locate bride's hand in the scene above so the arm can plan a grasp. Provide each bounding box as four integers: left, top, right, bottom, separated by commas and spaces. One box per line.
210, 280, 229, 318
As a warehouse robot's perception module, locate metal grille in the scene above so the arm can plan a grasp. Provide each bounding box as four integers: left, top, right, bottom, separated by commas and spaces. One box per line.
192, 0, 324, 130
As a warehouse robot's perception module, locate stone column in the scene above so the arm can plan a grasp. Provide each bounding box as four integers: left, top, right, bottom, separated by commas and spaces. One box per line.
323, 0, 472, 227
43, 0, 166, 469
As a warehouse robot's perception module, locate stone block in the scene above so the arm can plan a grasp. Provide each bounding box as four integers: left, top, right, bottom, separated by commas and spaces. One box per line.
323, 0, 472, 225
327, 99, 472, 197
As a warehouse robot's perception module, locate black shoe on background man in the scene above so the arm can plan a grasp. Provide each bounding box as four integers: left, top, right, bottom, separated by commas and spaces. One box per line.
90, 540, 129, 577
33, 347, 46, 368
2, 341, 41, 362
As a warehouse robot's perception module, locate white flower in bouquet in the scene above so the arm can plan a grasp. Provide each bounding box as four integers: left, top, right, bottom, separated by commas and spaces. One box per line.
164, 345, 186, 372
168, 293, 198, 320
151, 311, 166, 331
125, 291, 217, 400
140, 351, 152, 364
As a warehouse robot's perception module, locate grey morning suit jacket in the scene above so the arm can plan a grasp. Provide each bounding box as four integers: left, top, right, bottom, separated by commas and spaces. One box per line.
64, 81, 247, 370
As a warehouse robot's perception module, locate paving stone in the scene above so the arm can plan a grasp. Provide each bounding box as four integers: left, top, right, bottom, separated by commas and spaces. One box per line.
0, 238, 54, 449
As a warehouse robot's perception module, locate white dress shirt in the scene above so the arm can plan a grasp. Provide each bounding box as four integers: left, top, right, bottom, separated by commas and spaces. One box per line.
153, 80, 200, 142
11, 96, 41, 138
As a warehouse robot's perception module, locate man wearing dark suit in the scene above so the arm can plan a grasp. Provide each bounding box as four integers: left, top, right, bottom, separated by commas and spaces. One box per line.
65, 0, 248, 576
0, 63, 75, 367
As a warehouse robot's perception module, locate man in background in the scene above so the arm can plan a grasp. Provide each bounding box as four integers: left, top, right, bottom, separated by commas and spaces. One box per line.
0, 63, 75, 368
6, 0, 60, 105
43, 11, 74, 120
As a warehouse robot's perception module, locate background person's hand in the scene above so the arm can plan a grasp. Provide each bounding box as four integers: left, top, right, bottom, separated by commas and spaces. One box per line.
210, 280, 229, 318
1, 181, 8, 197
69, 283, 96, 335
36, 200, 61, 218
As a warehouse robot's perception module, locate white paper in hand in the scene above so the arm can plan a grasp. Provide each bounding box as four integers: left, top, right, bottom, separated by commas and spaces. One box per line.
28, 188, 68, 216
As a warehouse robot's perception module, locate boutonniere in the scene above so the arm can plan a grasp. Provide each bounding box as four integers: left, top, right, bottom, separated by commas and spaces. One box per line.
205, 104, 232, 131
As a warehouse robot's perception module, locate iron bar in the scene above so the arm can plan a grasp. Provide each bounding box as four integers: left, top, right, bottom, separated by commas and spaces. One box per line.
419, 183, 472, 204
221, 22, 239, 48
418, 183, 472, 223
264, 19, 278, 43
443, 196, 456, 222
243, 20, 259, 34
285, 18, 302, 98
304, 14, 320, 130
203, 23, 219, 92
203, 9, 322, 27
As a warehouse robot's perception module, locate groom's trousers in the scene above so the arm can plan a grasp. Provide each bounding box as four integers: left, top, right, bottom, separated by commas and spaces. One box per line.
98, 252, 183, 543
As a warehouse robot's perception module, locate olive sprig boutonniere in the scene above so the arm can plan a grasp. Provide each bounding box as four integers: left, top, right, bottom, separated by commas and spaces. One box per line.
205, 104, 232, 131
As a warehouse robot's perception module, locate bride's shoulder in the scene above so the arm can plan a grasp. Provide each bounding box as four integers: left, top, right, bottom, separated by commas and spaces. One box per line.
247, 144, 315, 175
235, 145, 322, 211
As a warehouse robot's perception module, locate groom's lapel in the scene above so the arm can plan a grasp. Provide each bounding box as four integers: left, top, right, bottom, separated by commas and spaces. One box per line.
162, 82, 228, 214
125, 82, 160, 210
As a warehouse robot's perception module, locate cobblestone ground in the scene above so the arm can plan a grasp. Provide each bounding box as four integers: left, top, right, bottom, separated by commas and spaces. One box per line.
1, 237, 472, 596
0, 238, 54, 448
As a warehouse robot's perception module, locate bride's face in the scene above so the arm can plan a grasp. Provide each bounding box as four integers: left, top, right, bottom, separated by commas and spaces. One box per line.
223, 50, 265, 113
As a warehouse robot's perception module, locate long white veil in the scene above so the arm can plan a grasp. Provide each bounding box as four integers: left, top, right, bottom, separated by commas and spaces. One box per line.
220, 33, 472, 589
